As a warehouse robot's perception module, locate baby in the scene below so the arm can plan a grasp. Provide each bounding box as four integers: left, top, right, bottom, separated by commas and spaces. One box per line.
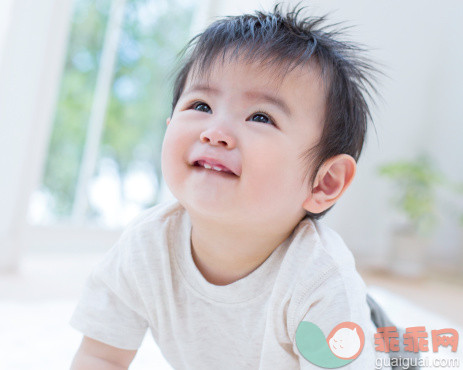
70, 4, 388, 369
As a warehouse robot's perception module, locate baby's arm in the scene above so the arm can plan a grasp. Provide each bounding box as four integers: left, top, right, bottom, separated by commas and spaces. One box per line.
70, 336, 137, 370
290, 269, 378, 370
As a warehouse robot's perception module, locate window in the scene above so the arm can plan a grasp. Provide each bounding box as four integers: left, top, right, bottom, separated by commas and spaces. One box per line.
28, 0, 195, 228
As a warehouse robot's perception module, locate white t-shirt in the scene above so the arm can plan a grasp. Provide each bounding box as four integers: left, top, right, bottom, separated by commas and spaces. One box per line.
69, 200, 385, 369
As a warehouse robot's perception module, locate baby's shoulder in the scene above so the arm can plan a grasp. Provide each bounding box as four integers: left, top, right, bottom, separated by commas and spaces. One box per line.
282, 220, 368, 332
111, 199, 187, 264
118, 199, 185, 240
286, 219, 358, 286
124, 199, 184, 231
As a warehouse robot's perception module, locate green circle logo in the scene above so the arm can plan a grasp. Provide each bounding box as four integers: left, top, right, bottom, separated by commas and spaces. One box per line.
296, 321, 365, 368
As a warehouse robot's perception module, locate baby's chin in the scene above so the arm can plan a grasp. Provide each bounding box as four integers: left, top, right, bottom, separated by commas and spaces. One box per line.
181, 197, 242, 222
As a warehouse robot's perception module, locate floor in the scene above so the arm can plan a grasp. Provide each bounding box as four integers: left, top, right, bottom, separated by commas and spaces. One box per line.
0, 252, 173, 369
359, 267, 463, 327
0, 252, 462, 369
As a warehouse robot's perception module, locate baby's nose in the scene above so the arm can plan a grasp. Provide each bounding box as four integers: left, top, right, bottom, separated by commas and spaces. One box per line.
199, 127, 236, 148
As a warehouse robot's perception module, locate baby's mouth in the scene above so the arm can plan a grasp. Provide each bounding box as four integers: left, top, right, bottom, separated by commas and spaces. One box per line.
193, 160, 237, 176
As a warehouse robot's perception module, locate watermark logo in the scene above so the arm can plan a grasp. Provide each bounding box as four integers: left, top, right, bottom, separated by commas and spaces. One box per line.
374, 326, 460, 369
374, 326, 459, 353
296, 321, 365, 368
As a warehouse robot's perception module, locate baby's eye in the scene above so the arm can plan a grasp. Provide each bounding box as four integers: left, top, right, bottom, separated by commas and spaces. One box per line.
248, 111, 276, 126
192, 101, 211, 113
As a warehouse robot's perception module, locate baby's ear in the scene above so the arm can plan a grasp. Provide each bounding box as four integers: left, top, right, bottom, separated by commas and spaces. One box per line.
302, 154, 356, 214
166, 117, 171, 126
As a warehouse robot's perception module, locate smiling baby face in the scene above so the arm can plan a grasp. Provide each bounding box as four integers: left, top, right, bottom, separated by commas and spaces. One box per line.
161, 55, 326, 229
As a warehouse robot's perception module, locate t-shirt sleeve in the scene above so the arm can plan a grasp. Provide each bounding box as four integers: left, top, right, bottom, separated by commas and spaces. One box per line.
288, 267, 377, 370
69, 228, 149, 350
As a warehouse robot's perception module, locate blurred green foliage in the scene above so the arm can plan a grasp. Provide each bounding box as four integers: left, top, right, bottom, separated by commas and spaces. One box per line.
378, 154, 443, 236
42, 0, 194, 219
379, 153, 463, 234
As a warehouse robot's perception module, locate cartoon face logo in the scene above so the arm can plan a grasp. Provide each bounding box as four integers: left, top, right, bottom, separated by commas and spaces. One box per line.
327, 322, 365, 360
328, 327, 361, 359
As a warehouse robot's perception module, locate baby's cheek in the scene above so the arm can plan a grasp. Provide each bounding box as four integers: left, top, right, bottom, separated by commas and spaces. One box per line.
161, 131, 184, 186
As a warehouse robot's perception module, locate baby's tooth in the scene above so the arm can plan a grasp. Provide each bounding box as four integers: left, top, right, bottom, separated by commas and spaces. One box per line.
200, 162, 225, 172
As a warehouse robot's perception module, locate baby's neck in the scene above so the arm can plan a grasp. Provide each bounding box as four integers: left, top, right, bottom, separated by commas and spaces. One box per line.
188, 213, 295, 286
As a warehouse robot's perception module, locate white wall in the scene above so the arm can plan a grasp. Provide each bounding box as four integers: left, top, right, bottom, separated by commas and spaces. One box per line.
0, 0, 14, 65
